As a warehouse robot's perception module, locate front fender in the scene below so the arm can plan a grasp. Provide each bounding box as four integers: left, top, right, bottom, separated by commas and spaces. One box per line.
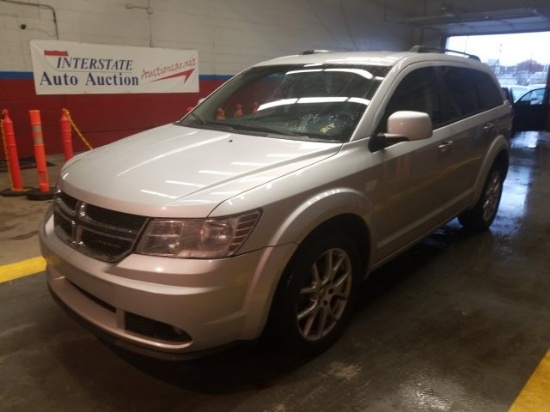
267, 187, 373, 248
239, 187, 374, 339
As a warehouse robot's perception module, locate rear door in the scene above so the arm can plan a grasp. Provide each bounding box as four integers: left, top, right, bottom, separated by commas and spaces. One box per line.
437, 65, 506, 213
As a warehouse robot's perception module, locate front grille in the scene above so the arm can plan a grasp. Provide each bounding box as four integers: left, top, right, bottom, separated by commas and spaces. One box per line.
53, 191, 148, 262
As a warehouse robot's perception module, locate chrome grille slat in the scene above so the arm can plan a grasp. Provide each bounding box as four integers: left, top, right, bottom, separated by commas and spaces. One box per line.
77, 222, 137, 241
77, 217, 141, 238
55, 196, 77, 217
53, 192, 148, 263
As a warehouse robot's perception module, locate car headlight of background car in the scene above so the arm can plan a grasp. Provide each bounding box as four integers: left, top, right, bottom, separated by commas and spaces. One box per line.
136, 210, 262, 259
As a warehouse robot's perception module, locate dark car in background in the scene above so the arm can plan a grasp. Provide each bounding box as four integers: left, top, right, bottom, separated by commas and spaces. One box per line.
502, 85, 529, 103
511, 86, 550, 133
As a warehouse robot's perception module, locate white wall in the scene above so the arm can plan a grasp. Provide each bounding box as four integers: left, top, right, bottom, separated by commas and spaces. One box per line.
0, 0, 416, 75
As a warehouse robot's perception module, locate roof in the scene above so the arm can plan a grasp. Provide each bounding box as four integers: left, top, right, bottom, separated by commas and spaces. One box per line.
254, 51, 413, 67
253, 47, 487, 69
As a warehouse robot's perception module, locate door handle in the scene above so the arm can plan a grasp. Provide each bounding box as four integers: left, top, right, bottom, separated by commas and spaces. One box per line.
483, 123, 495, 133
438, 140, 453, 153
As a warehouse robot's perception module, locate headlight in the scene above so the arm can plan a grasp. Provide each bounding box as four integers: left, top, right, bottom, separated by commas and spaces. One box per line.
136, 210, 261, 259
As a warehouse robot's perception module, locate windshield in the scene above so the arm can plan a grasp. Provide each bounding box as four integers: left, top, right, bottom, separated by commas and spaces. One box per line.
177, 64, 389, 142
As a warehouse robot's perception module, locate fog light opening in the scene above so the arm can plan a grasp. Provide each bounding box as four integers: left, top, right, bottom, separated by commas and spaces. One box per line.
125, 312, 192, 343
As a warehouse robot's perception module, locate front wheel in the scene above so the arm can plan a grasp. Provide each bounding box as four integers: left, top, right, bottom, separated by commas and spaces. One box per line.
459, 163, 505, 232
269, 232, 360, 356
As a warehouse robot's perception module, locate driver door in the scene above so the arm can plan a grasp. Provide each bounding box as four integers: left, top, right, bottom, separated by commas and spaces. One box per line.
372, 66, 455, 260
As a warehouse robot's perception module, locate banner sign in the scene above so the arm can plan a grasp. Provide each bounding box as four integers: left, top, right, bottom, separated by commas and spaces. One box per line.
30, 40, 199, 95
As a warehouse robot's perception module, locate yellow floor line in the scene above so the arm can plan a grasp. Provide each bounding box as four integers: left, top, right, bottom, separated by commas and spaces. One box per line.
509, 349, 550, 411
0, 257, 46, 283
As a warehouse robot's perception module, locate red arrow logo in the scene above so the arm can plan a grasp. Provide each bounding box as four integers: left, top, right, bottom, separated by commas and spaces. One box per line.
152, 68, 194, 83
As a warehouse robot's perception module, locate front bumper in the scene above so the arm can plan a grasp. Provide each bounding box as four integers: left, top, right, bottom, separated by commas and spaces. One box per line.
39, 209, 295, 360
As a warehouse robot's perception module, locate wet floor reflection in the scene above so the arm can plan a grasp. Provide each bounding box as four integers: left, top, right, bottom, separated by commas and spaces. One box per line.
511, 131, 541, 149
495, 131, 550, 235
511, 131, 550, 169
500, 164, 530, 223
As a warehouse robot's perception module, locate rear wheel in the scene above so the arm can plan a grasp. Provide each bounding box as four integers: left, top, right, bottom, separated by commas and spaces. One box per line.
459, 163, 505, 232
269, 232, 360, 356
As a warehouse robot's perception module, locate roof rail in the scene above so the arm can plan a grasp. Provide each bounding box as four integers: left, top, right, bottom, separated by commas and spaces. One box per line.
409, 45, 480, 61
299, 50, 332, 55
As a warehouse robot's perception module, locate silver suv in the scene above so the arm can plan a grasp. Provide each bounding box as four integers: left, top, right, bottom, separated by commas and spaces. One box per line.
39, 47, 512, 359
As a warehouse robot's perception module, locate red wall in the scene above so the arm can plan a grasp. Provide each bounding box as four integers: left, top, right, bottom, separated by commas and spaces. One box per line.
1, 75, 226, 158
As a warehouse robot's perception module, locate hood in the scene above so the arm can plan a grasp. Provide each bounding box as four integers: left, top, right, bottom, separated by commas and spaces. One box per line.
60, 124, 341, 217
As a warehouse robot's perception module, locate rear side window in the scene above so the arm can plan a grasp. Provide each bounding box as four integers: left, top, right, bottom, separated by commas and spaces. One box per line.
471, 70, 503, 110
440, 66, 480, 120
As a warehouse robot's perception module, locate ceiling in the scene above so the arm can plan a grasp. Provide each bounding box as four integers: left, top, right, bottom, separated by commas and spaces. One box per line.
397, 0, 550, 36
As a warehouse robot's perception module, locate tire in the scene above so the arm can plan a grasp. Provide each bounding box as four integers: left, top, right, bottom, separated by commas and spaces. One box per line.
269, 232, 360, 356
458, 163, 505, 232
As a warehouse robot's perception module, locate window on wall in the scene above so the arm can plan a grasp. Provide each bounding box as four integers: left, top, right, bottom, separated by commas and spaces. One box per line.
446, 32, 550, 90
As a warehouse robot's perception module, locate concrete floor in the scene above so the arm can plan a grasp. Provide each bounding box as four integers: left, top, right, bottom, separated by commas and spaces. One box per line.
1, 132, 550, 411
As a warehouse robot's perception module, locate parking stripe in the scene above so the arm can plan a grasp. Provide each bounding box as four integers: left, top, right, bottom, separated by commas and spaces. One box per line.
509, 349, 550, 411
0, 257, 46, 283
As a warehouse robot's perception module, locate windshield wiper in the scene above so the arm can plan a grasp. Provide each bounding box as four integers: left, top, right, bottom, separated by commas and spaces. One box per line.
179, 119, 237, 132
185, 112, 206, 125
179, 118, 340, 141
302, 134, 342, 142
228, 123, 300, 136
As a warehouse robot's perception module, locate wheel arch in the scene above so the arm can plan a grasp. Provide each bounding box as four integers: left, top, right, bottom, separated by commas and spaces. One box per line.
262, 212, 372, 334
469, 136, 509, 208
261, 213, 371, 354
288, 214, 371, 279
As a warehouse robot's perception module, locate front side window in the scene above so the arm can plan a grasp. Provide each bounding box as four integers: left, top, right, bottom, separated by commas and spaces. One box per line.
178, 64, 389, 142
377, 66, 442, 133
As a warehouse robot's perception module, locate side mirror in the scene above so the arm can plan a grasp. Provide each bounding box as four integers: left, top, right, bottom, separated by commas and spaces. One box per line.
369, 111, 433, 152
